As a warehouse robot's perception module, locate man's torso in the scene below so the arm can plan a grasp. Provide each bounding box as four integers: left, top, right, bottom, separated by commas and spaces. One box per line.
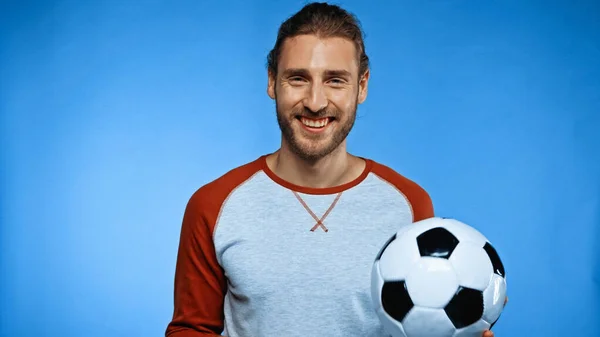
207, 156, 433, 336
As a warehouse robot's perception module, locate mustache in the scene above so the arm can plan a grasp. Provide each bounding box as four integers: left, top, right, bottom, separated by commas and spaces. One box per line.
292, 106, 339, 118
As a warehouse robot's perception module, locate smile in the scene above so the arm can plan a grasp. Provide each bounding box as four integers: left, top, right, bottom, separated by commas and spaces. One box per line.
297, 116, 334, 130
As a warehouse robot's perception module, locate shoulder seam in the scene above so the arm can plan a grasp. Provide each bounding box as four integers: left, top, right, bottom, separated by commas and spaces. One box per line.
370, 172, 415, 222
212, 170, 264, 241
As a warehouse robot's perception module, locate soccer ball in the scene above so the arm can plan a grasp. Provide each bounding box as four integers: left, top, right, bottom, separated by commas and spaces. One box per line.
371, 217, 507, 337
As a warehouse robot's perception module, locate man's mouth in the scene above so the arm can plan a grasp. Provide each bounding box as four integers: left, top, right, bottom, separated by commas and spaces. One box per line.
296, 116, 334, 129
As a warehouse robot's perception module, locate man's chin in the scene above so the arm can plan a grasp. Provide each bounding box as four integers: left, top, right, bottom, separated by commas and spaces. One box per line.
289, 140, 340, 162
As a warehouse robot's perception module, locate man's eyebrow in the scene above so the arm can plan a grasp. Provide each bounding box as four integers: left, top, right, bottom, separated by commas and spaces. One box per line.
281, 68, 310, 78
281, 68, 352, 78
323, 69, 352, 78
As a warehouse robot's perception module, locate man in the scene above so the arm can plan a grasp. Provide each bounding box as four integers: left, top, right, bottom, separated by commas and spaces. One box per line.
165, 2, 502, 336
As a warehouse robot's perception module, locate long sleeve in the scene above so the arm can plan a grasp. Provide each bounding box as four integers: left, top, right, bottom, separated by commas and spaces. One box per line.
371, 162, 435, 222
165, 157, 266, 336
165, 192, 227, 336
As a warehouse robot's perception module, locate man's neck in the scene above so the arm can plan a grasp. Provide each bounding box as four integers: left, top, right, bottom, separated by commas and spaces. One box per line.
266, 144, 365, 189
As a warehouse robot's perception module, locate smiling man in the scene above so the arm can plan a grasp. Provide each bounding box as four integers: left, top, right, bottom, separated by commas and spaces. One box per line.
165, 2, 499, 337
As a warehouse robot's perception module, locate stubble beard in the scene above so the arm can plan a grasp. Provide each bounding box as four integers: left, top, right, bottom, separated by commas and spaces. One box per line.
275, 99, 357, 163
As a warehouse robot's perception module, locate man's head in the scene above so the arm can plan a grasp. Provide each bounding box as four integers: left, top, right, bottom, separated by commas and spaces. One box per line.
267, 2, 370, 162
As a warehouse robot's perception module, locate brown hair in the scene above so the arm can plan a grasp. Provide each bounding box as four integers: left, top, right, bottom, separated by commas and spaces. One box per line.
267, 2, 370, 78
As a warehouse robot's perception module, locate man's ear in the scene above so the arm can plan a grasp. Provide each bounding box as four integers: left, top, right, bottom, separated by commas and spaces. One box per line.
267, 69, 276, 100
358, 68, 370, 104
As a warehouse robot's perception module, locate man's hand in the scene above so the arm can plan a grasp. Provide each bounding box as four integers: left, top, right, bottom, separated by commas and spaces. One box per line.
483, 330, 494, 337
482, 296, 508, 337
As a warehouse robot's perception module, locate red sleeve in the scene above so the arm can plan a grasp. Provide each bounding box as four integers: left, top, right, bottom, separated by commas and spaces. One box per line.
409, 188, 434, 222
165, 157, 264, 337
371, 161, 435, 222
165, 192, 226, 336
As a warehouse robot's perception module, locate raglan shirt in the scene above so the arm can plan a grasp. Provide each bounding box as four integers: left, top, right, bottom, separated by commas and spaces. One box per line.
165, 155, 434, 337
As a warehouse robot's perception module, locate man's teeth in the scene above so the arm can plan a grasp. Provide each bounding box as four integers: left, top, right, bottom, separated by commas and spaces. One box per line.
300, 117, 329, 128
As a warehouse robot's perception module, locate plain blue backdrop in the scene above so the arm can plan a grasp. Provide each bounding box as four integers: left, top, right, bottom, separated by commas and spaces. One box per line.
1, 0, 598, 336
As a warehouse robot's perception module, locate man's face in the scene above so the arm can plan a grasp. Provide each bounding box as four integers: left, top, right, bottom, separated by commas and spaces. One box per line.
268, 34, 369, 162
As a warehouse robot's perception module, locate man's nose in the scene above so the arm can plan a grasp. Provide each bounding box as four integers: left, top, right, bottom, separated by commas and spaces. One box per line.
303, 83, 328, 113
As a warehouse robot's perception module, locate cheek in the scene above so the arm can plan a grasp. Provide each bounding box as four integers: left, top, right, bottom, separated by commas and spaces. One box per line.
276, 99, 301, 118
277, 88, 305, 110
330, 91, 357, 113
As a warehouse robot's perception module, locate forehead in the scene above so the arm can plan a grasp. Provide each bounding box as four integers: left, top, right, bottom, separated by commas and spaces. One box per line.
278, 35, 359, 75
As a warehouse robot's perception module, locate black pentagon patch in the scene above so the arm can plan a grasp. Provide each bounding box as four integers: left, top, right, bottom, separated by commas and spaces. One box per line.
381, 280, 413, 322
483, 242, 505, 277
416, 227, 459, 259
444, 286, 484, 329
375, 234, 396, 261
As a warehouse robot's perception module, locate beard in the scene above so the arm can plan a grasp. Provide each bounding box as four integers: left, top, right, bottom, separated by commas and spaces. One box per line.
276, 99, 357, 163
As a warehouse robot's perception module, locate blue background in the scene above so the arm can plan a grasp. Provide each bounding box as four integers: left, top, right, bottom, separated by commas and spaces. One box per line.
1, 0, 598, 336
